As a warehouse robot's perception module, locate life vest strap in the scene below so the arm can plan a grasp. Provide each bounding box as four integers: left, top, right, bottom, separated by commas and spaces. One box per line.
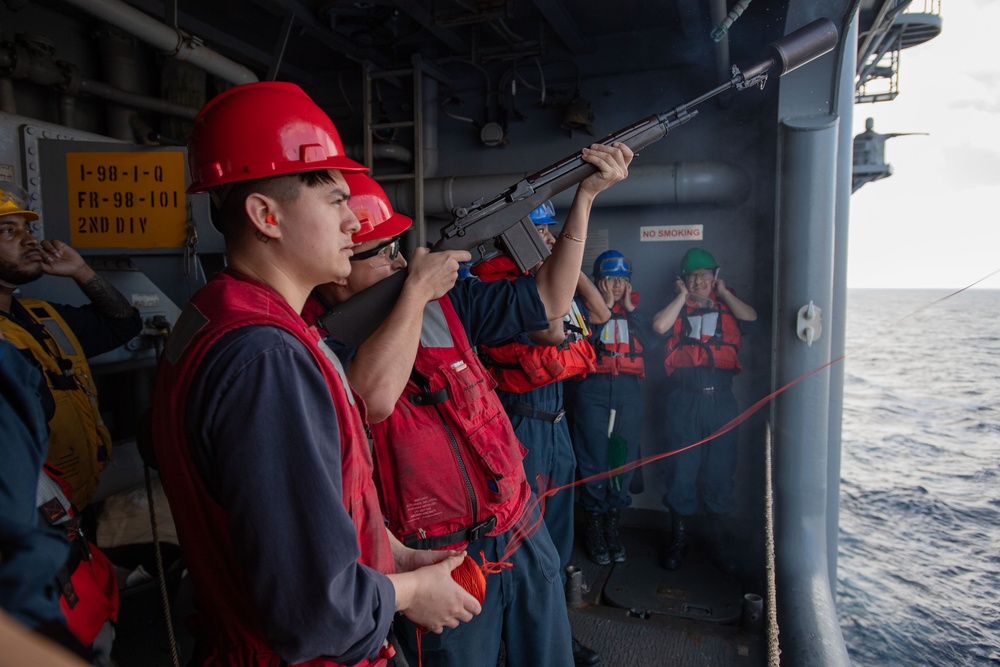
402, 515, 497, 550
506, 402, 566, 424
45, 369, 78, 391
408, 368, 450, 406
408, 387, 449, 406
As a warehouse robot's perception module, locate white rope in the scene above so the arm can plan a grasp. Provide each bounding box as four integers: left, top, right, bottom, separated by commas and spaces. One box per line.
145, 464, 181, 667
764, 421, 781, 667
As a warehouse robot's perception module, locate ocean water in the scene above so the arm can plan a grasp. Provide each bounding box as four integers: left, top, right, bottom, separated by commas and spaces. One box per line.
838, 289, 1000, 666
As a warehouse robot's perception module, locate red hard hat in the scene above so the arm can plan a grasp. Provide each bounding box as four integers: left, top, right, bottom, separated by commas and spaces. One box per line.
345, 173, 413, 243
187, 82, 366, 194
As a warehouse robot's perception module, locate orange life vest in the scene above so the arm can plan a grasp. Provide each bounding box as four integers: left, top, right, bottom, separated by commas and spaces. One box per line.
592, 301, 645, 378
480, 337, 597, 393
662, 293, 742, 375
473, 255, 597, 392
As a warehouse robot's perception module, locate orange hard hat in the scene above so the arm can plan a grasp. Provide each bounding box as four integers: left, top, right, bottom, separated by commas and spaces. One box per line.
346, 173, 412, 243
186, 82, 366, 194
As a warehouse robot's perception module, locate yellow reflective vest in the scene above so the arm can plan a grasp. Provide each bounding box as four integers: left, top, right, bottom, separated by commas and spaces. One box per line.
0, 299, 112, 507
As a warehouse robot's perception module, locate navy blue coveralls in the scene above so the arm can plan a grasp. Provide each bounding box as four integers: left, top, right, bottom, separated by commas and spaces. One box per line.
567, 301, 643, 513
497, 375, 576, 580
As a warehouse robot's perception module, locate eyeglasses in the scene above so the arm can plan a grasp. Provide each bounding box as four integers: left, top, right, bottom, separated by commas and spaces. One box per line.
350, 236, 401, 262
684, 270, 715, 283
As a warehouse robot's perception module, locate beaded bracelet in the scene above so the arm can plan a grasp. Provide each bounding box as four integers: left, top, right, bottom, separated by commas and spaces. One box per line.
559, 231, 586, 242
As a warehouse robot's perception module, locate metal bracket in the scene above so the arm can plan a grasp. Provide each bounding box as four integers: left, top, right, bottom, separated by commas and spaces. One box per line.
796, 300, 822, 347
21, 123, 76, 236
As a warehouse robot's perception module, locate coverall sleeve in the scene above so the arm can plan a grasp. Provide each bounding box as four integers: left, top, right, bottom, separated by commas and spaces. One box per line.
448, 275, 549, 347
51, 302, 142, 358
188, 326, 395, 665
0, 341, 70, 631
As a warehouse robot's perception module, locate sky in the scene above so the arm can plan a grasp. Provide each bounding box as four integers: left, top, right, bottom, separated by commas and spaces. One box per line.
848, 0, 1000, 289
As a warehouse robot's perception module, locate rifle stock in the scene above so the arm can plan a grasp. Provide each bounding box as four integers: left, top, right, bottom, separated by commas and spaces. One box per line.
320, 18, 838, 347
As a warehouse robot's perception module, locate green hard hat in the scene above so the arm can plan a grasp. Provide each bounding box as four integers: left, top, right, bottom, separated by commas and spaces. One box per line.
680, 248, 718, 275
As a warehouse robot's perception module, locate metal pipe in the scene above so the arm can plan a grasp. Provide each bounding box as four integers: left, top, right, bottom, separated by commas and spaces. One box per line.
77, 78, 198, 120
97, 28, 142, 141
60, 0, 258, 85
826, 16, 859, 593
422, 74, 439, 178
0, 15, 12, 114
564, 566, 584, 607
0, 78, 15, 114
772, 114, 851, 667
710, 0, 732, 88
0, 41, 200, 120
381, 162, 748, 217
58, 94, 76, 127
741, 593, 764, 633
344, 143, 414, 165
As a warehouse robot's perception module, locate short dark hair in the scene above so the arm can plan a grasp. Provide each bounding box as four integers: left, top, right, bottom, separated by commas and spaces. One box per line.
211, 170, 340, 237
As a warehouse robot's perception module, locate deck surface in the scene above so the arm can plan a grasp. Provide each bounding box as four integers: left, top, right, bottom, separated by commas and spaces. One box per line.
109, 517, 768, 667
566, 518, 766, 667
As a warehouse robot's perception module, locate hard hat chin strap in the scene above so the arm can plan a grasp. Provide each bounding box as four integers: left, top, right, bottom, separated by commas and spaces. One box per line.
208, 184, 234, 210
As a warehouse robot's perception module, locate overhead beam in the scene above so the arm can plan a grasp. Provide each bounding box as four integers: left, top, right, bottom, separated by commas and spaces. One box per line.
392, 0, 468, 53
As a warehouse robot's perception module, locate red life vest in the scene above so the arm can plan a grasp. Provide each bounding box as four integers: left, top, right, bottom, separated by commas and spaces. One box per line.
37, 464, 119, 647
369, 296, 530, 550
151, 271, 393, 667
592, 301, 645, 378
662, 293, 742, 375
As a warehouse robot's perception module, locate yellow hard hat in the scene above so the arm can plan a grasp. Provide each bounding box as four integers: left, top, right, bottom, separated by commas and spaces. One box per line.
0, 183, 39, 222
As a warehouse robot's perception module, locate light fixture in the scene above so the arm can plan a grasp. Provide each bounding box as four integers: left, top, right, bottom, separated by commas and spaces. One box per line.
560, 95, 596, 137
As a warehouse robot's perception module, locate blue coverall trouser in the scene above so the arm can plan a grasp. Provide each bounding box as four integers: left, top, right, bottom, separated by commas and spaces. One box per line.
662, 384, 739, 516
396, 502, 573, 667
499, 383, 576, 580
569, 373, 642, 513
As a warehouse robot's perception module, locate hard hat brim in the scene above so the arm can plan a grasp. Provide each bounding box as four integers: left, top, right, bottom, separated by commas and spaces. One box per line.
0, 208, 40, 223
353, 211, 413, 243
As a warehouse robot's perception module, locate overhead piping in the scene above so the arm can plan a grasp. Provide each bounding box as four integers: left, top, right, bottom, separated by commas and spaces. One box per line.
78, 78, 198, 120
710, 0, 733, 89
60, 0, 258, 85
381, 162, 749, 217
0, 44, 199, 121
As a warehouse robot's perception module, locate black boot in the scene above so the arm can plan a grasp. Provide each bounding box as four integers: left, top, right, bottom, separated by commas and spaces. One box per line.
604, 509, 626, 563
584, 512, 610, 566
572, 637, 601, 666
661, 512, 687, 571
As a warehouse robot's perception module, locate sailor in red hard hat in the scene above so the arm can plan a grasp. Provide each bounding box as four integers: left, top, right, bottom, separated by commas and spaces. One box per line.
151, 82, 480, 667
313, 139, 633, 667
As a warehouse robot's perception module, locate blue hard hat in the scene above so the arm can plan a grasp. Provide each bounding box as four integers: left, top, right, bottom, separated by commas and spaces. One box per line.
528, 200, 558, 225
593, 250, 632, 278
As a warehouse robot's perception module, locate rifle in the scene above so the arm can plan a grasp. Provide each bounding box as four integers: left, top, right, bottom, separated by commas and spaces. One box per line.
320, 17, 838, 347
